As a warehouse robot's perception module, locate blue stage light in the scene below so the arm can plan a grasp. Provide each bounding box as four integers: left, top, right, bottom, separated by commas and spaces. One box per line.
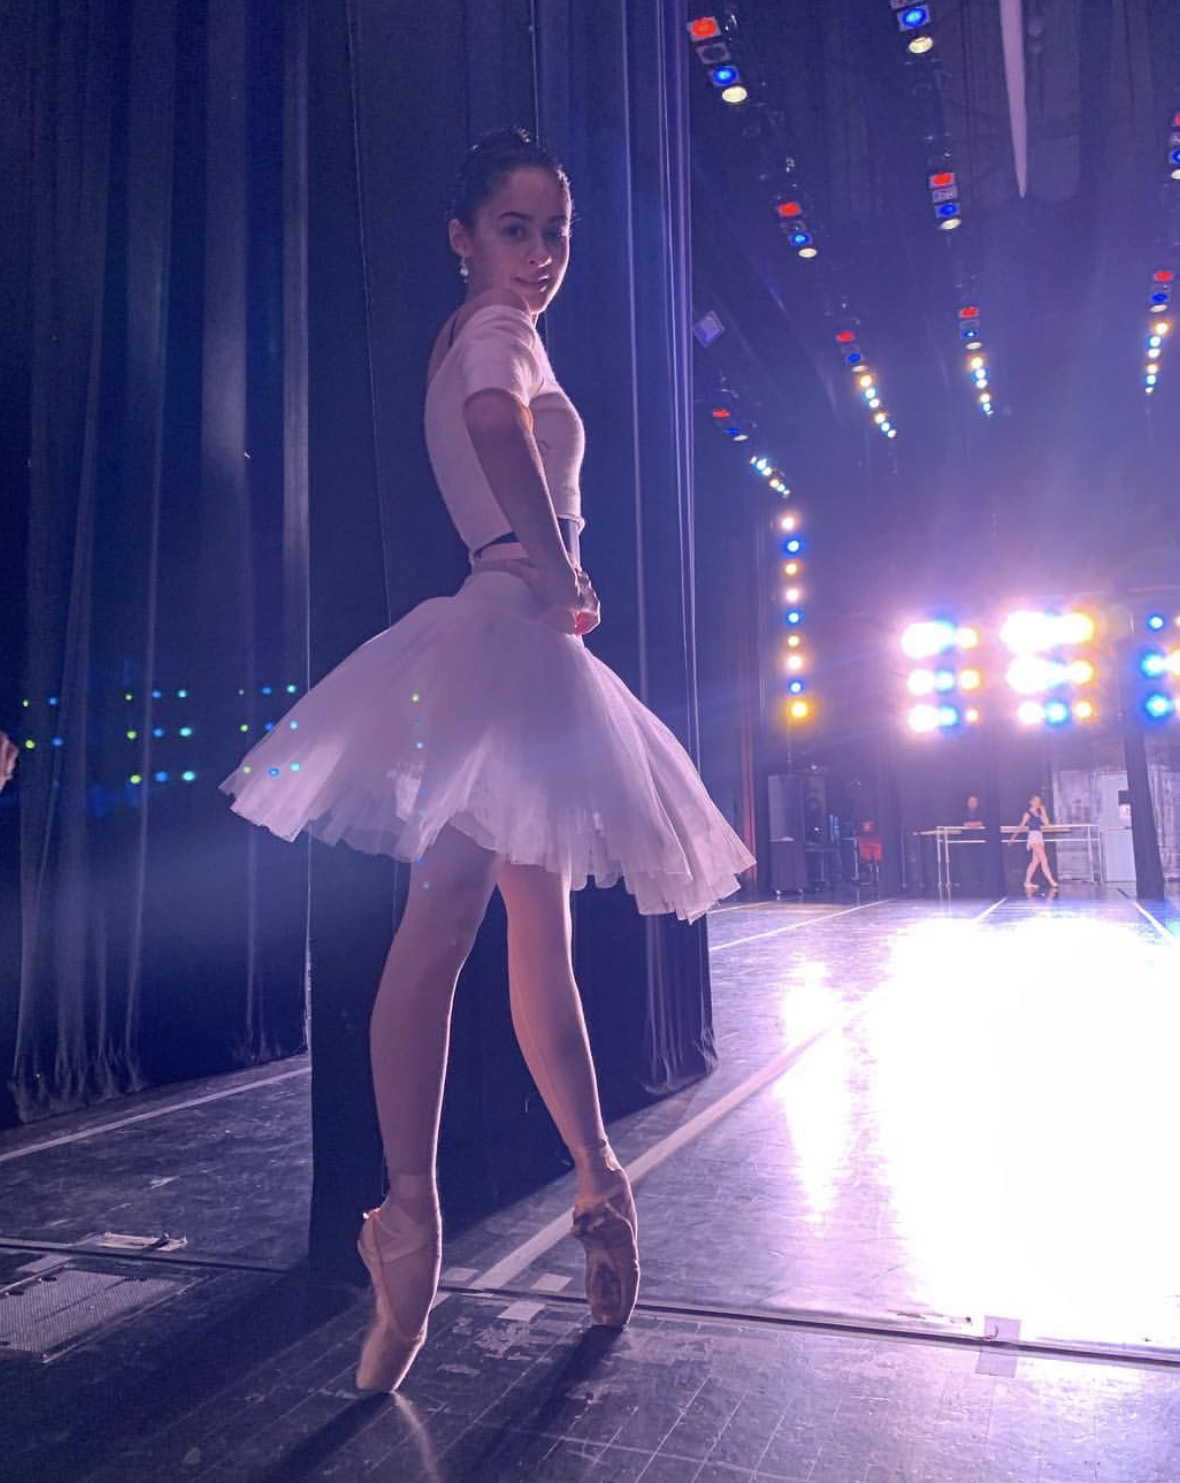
1141, 652, 1167, 678
710, 64, 739, 86
899, 5, 930, 29
936, 202, 960, 219
936, 704, 959, 728
789, 230, 812, 247
933, 669, 955, 692
845, 352, 863, 366
1044, 700, 1070, 725
786, 610, 802, 625
1144, 692, 1174, 720
784, 537, 802, 554
1147, 613, 1166, 631
788, 680, 804, 694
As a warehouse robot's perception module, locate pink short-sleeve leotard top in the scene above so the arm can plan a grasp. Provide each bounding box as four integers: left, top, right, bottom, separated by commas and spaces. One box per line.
423, 302, 586, 557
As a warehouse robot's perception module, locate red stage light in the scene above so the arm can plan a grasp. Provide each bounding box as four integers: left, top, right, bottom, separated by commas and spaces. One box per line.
929, 171, 955, 189
958, 305, 980, 319
835, 331, 856, 344
688, 16, 721, 41
712, 407, 730, 419
777, 201, 803, 217
1154, 270, 1175, 283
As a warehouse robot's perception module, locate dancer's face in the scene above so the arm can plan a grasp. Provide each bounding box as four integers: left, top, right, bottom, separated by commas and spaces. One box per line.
450, 167, 571, 316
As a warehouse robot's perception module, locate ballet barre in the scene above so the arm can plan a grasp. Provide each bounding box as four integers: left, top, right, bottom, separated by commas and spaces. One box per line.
916, 823, 1101, 892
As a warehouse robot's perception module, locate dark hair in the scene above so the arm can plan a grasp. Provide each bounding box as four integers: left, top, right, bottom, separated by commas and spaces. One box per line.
449, 127, 571, 227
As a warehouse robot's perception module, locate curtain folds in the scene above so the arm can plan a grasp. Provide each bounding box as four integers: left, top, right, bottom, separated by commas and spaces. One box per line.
2, 0, 308, 1126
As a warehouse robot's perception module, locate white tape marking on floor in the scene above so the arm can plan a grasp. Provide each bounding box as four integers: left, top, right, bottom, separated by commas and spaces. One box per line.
1128, 898, 1178, 943
710, 898, 886, 954
0, 1066, 311, 1165
469, 1015, 857, 1294
971, 898, 1007, 922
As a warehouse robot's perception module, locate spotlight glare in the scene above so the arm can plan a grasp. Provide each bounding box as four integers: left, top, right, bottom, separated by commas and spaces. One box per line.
933, 668, 956, 692
907, 34, 935, 54
1146, 613, 1166, 630
1017, 700, 1045, 725
965, 707, 981, 724
937, 705, 960, 728
789, 699, 810, 720
959, 668, 981, 691
1074, 700, 1095, 721
1044, 700, 1070, 726
956, 626, 979, 648
721, 84, 748, 105
1140, 651, 1167, 678
1144, 692, 1174, 721
908, 703, 941, 733
907, 669, 936, 696
901, 619, 957, 659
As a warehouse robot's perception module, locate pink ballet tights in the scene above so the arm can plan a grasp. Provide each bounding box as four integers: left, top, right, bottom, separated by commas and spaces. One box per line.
368, 833, 623, 1225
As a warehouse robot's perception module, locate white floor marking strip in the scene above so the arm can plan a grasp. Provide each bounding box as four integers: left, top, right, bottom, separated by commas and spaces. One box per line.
469, 1016, 856, 1293
710, 898, 886, 954
972, 898, 1007, 922
0, 1066, 311, 1165
1128, 898, 1177, 943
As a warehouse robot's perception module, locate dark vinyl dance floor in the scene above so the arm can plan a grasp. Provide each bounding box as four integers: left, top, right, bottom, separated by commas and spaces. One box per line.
2, 889, 1179, 1482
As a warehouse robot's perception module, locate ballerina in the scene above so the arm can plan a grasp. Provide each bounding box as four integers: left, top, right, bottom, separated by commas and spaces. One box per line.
221, 127, 754, 1392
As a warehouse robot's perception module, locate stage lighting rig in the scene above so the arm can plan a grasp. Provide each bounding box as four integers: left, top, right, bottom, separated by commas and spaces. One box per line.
927, 168, 961, 231
835, 330, 898, 439
685, 15, 748, 106
890, 0, 935, 55
1134, 603, 1180, 724
1143, 271, 1173, 396
957, 306, 996, 416
1168, 109, 1180, 181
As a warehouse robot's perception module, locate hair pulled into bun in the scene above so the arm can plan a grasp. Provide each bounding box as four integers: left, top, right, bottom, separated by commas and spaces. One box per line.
450, 126, 570, 227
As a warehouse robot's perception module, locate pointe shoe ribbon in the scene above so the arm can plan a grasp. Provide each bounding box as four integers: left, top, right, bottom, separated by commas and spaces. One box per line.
571, 1184, 640, 1328
355, 1205, 440, 1394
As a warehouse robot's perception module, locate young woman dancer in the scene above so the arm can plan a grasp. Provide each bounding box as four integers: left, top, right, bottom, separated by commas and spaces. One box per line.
1011, 793, 1058, 892
220, 129, 754, 1393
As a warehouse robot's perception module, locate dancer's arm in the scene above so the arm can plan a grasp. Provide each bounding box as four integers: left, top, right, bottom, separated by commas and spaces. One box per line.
464, 389, 576, 602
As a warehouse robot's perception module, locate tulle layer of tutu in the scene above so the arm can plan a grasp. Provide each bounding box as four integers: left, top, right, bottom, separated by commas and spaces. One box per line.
220, 570, 754, 921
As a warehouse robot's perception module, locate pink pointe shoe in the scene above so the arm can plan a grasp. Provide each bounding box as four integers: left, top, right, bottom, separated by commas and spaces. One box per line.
355, 1203, 441, 1393
572, 1176, 640, 1328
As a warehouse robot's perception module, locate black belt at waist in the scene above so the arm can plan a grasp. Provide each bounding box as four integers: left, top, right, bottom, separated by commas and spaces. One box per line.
472, 517, 579, 562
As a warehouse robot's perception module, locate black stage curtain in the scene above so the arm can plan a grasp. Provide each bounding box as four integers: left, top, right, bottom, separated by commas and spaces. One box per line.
0, 0, 308, 1127
307, 0, 719, 1268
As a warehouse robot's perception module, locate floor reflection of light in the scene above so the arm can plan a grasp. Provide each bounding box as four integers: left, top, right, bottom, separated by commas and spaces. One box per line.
770, 1029, 853, 1225
867, 911, 1180, 1342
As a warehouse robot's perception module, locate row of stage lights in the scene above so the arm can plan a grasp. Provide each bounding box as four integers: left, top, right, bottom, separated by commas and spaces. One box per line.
886, 4, 1006, 420
703, 391, 813, 727
14, 684, 303, 786
834, 331, 897, 438
776, 509, 811, 726
687, 15, 824, 262
1144, 269, 1173, 397
901, 609, 1180, 732
686, 15, 747, 107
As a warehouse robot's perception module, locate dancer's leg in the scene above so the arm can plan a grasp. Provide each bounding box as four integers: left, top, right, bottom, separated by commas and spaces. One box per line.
371, 824, 501, 1185
358, 825, 500, 1390
496, 861, 621, 1200
497, 860, 639, 1326
1034, 840, 1057, 887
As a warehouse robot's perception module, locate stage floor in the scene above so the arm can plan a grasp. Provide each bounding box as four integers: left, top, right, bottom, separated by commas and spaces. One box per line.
3, 889, 1178, 1481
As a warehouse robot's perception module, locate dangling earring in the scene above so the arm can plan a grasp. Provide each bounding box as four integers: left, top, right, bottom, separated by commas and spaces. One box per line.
459, 257, 471, 282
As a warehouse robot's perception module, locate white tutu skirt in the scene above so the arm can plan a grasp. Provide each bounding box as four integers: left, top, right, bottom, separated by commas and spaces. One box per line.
220, 569, 755, 922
